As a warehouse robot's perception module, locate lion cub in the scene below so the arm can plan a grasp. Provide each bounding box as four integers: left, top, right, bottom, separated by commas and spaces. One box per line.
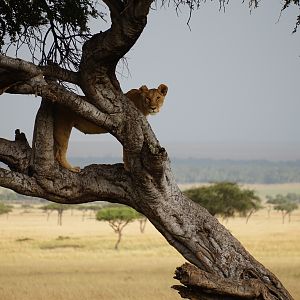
53, 84, 168, 172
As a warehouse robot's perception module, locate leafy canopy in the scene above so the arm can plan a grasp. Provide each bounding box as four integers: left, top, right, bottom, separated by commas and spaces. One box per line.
40, 203, 71, 211
266, 194, 299, 213
96, 206, 140, 222
0, 0, 102, 68
184, 182, 262, 218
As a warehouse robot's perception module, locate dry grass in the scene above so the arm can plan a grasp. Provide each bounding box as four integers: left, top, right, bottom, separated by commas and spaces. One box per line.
0, 183, 299, 300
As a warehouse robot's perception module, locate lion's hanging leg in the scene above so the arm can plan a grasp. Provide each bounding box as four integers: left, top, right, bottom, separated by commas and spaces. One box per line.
55, 141, 81, 173
53, 106, 81, 173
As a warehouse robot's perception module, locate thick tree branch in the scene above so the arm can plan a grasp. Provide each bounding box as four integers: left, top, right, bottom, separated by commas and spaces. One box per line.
173, 263, 289, 300
0, 130, 31, 173
0, 55, 42, 76
0, 164, 134, 205
40, 65, 79, 85
0, 168, 45, 198
80, 0, 153, 70
103, 0, 125, 20
0, 54, 79, 93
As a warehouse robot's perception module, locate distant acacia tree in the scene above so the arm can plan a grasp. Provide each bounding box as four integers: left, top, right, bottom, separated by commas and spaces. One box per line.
137, 213, 148, 233
41, 203, 70, 226
0, 202, 13, 217
77, 204, 103, 221
184, 182, 262, 222
96, 206, 139, 250
0, 0, 298, 298
266, 194, 299, 224
21, 204, 33, 214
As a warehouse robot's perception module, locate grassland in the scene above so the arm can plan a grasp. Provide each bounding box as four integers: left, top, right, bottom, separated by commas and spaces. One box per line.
0, 183, 299, 300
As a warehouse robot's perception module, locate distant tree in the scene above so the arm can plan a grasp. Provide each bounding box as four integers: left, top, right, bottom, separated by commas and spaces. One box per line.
266, 194, 299, 224
243, 191, 263, 224
21, 203, 33, 214
286, 193, 300, 203
40, 203, 70, 226
96, 206, 139, 250
0, 202, 13, 218
77, 205, 90, 221
40, 205, 52, 221
184, 182, 262, 222
77, 204, 103, 221
136, 212, 148, 233
265, 195, 274, 218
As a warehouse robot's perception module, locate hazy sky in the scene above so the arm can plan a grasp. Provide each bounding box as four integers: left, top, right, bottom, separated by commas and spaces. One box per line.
1, 1, 300, 158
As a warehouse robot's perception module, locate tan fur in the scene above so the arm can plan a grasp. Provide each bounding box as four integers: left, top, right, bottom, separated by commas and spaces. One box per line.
53, 84, 168, 172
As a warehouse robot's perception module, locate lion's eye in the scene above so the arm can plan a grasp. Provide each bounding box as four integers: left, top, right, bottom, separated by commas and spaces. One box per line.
156, 97, 160, 100
146, 97, 151, 103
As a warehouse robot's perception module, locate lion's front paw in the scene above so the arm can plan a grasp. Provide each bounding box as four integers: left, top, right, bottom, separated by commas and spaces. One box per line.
70, 166, 81, 173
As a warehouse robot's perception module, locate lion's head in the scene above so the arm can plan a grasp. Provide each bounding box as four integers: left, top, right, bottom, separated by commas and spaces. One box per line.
139, 84, 168, 116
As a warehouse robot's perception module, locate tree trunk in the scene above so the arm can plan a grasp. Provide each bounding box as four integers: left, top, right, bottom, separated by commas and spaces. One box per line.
139, 218, 147, 233
57, 210, 63, 226
0, 1, 294, 299
246, 209, 254, 224
115, 229, 122, 251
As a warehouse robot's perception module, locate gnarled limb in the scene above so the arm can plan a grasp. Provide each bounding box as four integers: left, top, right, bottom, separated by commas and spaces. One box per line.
0, 130, 31, 173
173, 263, 290, 300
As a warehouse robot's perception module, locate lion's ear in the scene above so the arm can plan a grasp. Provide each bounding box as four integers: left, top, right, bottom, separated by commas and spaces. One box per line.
139, 85, 149, 93
158, 84, 168, 96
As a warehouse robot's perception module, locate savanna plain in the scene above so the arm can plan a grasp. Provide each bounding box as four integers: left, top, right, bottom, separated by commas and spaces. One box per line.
0, 183, 299, 300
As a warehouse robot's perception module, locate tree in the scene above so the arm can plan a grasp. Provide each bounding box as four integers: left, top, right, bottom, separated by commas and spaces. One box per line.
0, 1, 297, 299
21, 203, 33, 214
137, 213, 148, 233
184, 182, 262, 223
77, 204, 103, 221
266, 194, 299, 224
0, 202, 13, 217
40, 203, 70, 226
96, 205, 139, 250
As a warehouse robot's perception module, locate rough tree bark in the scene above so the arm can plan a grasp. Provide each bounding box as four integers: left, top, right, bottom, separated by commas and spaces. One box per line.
0, 1, 294, 299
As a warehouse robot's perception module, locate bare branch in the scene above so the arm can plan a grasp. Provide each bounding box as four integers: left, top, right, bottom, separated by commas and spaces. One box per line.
0, 54, 41, 76
81, 0, 154, 69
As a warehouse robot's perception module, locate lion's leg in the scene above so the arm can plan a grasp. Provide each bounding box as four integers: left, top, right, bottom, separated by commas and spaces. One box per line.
53, 107, 81, 173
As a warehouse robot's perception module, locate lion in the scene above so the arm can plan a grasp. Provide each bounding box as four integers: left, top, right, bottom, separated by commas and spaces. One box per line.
53, 83, 168, 172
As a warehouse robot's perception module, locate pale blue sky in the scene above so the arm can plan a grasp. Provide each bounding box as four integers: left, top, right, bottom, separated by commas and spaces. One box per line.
1, 1, 300, 159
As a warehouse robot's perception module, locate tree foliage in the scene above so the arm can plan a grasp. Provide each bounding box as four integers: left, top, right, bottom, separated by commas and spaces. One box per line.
40, 203, 71, 225
96, 206, 140, 250
184, 182, 262, 220
0, 0, 103, 68
0, 202, 13, 215
77, 203, 103, 221
266, 194, 299, 223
